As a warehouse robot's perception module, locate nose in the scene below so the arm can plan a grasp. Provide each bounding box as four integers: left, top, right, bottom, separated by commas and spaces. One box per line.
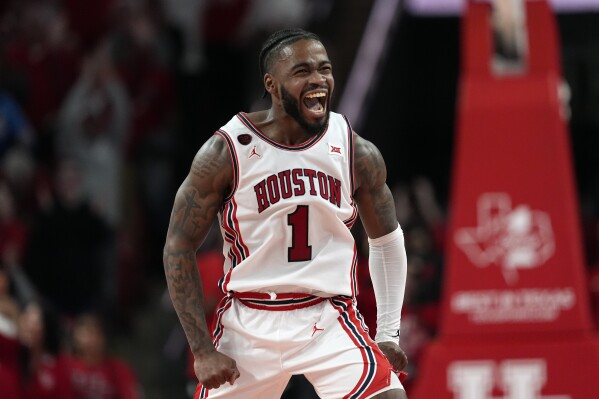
308, 70, 327, 85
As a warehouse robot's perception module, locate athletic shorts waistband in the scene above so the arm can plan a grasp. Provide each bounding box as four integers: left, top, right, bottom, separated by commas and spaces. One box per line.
229, 292, 328, 311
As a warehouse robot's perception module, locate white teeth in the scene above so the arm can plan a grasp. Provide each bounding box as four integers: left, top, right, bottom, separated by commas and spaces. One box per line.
306, 92, 326, 98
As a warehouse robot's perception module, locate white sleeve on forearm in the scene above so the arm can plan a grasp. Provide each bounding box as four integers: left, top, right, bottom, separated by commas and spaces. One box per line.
368, 224, 407, 344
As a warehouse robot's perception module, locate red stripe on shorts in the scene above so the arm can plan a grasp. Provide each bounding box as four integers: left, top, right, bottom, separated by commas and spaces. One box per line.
331, 297, 395, 399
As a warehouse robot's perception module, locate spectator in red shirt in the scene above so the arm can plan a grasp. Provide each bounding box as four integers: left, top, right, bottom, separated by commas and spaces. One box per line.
2, 1, 79, 133
64, 314, 141, 399
19, 300, 73, 399
0, 263, 23, 399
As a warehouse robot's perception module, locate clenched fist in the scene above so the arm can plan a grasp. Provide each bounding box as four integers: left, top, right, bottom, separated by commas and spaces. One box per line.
194, 350, 241, 390
377, 341, 408, 372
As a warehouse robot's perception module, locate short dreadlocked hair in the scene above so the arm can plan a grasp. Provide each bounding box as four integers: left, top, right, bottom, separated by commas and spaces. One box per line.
259, 28, 321, 96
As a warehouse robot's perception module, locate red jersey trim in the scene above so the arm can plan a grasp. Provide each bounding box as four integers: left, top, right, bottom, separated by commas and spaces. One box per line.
236, 112, 328, 151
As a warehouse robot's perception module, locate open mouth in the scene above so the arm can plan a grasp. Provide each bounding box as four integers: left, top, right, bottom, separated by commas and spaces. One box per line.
302, 91, 327, 115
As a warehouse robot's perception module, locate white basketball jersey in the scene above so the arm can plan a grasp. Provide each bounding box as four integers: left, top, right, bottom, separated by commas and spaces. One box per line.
215, 112, 359, 297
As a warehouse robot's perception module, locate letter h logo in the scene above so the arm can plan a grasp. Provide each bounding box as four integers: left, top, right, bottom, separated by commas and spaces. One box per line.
447, 359, 570, 399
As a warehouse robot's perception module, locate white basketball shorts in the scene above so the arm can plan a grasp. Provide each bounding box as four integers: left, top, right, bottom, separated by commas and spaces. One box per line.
193, 293, 404, 399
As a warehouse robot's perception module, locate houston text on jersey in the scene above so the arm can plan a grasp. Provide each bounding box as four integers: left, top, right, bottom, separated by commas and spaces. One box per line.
253, 168, 342, 213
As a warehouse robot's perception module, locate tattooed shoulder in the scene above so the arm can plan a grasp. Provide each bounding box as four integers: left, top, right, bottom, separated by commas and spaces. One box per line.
191, 134, 231, 176
166, 134, 233, 245
353, 132, 387, 191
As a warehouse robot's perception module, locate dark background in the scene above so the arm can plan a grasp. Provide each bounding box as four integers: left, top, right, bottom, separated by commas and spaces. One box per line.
1, 1, 599, 398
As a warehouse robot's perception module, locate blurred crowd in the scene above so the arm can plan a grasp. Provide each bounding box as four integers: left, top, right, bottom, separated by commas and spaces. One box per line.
0, 0, 352, 397
1, 0, 599, 398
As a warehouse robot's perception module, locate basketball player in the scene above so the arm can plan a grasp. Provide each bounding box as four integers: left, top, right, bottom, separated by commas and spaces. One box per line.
164, 29, 409, 399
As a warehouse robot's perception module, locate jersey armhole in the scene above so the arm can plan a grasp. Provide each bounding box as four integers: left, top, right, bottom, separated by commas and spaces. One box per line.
214, 129, 239, 203
342, 115, 356, 197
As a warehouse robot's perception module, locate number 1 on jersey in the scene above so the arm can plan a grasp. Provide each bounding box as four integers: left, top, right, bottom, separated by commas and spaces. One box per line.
287, 205, 312, 262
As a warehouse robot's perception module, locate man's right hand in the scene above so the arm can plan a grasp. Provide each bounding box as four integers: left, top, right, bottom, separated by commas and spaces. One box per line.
194, 349, 241, 390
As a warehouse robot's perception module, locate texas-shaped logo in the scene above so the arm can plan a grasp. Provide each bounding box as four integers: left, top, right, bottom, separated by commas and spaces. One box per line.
454, 193, 555, 285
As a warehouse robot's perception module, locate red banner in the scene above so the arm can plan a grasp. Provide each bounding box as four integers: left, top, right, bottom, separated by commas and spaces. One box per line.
411, 1, 599, 397
441, 0, 592, 339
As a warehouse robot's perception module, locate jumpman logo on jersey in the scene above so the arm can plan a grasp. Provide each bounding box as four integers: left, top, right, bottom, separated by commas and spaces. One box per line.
312, 323, 325, 337
248, 145, 262, 159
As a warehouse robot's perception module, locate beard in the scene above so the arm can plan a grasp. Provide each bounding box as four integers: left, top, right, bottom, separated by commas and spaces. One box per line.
281, 85, 330, 136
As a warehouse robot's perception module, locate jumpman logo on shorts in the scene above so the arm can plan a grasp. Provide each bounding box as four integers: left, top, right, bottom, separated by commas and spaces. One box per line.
312, 323, 325, 337
248, 145, 262, 159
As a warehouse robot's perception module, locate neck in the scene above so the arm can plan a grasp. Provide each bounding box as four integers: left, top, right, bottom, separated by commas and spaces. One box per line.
80, 351, 105, 365
29, 346, 44, 361
251, 107, 319, 145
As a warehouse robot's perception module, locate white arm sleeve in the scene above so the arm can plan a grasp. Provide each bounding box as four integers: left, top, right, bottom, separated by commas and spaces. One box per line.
368, 224, 407, 344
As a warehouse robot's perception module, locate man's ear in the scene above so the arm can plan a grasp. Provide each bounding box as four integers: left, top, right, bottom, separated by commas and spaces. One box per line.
264, 74, 278, 98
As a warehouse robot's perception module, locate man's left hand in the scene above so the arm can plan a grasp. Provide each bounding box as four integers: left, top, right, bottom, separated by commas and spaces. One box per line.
378, 341, 408, 372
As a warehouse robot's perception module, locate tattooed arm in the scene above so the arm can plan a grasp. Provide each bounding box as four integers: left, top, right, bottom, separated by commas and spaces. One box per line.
353, 132, 409, 373
163, 134, 239, 389
353, 133, 398, 238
